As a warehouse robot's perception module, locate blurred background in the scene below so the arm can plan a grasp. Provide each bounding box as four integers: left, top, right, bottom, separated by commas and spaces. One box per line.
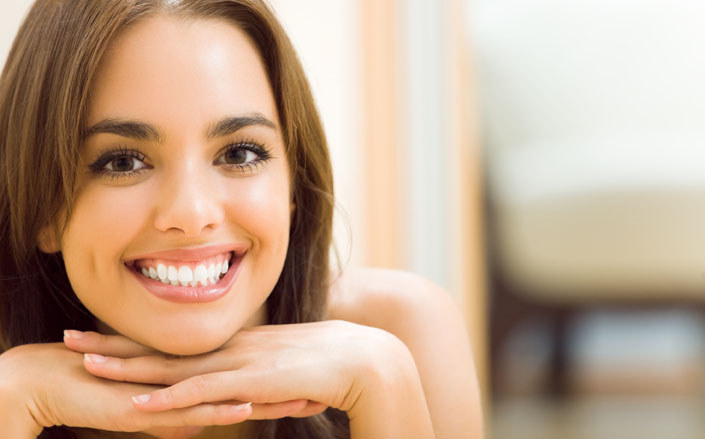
6, 0, 705, 438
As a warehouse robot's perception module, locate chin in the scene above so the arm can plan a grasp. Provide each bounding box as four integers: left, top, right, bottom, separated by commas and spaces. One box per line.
145, 330, 234, 356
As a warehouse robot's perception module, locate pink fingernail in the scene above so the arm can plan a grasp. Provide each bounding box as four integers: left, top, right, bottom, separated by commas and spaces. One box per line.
236, 402, 252, 411
132, 394, 151, 405
84, 353, 108, 364
64, 329, 84, 340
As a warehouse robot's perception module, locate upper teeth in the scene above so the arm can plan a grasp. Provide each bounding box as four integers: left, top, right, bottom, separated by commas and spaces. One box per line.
139, 259, 230, 287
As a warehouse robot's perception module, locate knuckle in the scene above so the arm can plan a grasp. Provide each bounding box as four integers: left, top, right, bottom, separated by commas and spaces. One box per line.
109, 358, 129, 381
159, 386, 177, 408
93, 331, 111, 344
208, 405, 225, 424
188, 374, 209, 397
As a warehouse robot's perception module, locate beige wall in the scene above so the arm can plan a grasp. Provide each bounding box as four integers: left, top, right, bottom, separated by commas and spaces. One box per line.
0, 0, 33, 67
268, 0, 366, 269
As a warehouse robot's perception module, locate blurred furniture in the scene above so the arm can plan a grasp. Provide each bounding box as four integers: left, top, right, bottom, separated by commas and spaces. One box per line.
470, 0, 705, 395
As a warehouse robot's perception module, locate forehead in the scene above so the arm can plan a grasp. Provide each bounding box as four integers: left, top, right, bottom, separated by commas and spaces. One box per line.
87, 15, 278, 132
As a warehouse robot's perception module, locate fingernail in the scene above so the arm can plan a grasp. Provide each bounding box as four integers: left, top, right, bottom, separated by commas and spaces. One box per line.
64, 329, 84, 340
236, 402, 252, 411
132, 394, 151, 405
84, 353, 108, 364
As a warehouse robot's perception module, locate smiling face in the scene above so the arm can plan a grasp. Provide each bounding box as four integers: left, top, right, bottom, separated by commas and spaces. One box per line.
47, 15, 292, 355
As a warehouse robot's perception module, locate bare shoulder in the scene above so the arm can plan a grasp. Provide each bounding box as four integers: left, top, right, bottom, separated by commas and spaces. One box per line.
328, 267, 484, 439
327, 267, 459, 333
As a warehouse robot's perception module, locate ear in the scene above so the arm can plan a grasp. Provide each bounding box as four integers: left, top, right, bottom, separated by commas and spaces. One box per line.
37, 224, 61, 254
290, 201, 296, 215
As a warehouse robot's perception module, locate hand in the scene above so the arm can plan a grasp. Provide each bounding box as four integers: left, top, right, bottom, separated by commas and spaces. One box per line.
0, 340, 252, 437
65, 320, 435, 437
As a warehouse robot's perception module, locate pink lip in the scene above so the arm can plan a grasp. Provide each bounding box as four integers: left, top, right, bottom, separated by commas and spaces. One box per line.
125, 250, 245, 303
126, 243, 248, 263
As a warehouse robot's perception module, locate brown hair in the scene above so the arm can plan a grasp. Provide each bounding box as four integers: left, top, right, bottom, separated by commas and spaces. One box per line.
0, 0, 347, 437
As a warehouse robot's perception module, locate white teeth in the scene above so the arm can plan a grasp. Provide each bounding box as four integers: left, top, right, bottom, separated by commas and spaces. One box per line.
157, 264, 168, 280
138, 254, 234, 287
178, 266, 193, 284
194, 265, 208, 286
167, 266, 178, 282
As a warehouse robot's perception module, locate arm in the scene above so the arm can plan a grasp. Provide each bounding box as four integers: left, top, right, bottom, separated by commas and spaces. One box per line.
0, 345, 56, 438
345, 328, 434, 438
67, 321, 436, 437
0, 374, 43, 438
329, 268, 484, 438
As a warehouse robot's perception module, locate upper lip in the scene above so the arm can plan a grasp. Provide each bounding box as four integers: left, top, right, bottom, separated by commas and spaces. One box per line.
124, 243, 248, 264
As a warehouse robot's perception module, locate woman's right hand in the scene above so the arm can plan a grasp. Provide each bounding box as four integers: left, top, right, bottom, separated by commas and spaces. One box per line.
0, 340, 253, 437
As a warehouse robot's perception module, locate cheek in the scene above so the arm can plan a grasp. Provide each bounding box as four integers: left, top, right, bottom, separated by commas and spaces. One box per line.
60, 183, 152, 306
228, 173, 291, 244
62, 184, 149, 267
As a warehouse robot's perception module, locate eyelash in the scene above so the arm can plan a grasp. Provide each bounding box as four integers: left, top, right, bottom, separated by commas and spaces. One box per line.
87, 146, 147, 181
87, 140, 273, 181
218, 139, 273, 174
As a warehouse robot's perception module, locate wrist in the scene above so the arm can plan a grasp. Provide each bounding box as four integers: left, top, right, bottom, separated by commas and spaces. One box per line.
0, 348, 48, 437
345, 330, 434, 438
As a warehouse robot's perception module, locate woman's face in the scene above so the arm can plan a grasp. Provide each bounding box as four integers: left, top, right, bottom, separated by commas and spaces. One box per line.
50, 15, 291, 355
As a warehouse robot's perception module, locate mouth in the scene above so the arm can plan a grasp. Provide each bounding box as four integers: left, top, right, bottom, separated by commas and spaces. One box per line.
124, 247, 246, 303
128, 251, 235, 287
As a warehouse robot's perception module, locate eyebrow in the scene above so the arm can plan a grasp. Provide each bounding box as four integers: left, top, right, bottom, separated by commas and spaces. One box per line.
84, 113, 277, 142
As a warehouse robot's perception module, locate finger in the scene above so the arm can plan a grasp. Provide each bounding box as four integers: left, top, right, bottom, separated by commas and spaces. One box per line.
83, 352, 220, 386
143, 402, 252, 429
64, 330, 155, 358
248, 399, 309, 420
287, 401, 329, 418
132, 371, 273, 412
147, 399, 308, 422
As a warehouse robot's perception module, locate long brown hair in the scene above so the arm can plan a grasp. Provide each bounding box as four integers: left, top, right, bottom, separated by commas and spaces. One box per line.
0, 0, 346, 437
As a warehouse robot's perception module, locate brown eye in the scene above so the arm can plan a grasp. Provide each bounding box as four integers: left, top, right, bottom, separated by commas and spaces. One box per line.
214, 142, 271, 172
88, 147, 149, 179
109, 156, 137, 172
224, 148, 249, 165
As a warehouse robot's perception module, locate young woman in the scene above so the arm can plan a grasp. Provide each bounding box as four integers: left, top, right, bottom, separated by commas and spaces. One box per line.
0, 1, 483, 438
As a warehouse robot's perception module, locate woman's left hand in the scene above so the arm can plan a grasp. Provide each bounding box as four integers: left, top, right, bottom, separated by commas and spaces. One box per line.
64, 320, 434, 438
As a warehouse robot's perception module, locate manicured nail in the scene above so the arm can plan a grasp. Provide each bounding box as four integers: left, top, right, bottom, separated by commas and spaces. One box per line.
84, 353, 108, 364
132, 394, 151, 405
236, 402, 252, 411
64, 329, 84, 340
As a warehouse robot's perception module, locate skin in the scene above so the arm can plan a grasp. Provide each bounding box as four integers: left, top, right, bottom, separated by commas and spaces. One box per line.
0, 14, 483, 439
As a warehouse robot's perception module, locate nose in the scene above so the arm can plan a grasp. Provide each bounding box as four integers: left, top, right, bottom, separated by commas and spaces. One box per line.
153, 161, 224, 237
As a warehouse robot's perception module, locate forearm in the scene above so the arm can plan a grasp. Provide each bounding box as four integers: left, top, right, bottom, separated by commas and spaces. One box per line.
347, 337, 435, 439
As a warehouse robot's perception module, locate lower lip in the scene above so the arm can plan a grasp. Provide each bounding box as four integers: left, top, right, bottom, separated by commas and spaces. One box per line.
127, 253, 244, 303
